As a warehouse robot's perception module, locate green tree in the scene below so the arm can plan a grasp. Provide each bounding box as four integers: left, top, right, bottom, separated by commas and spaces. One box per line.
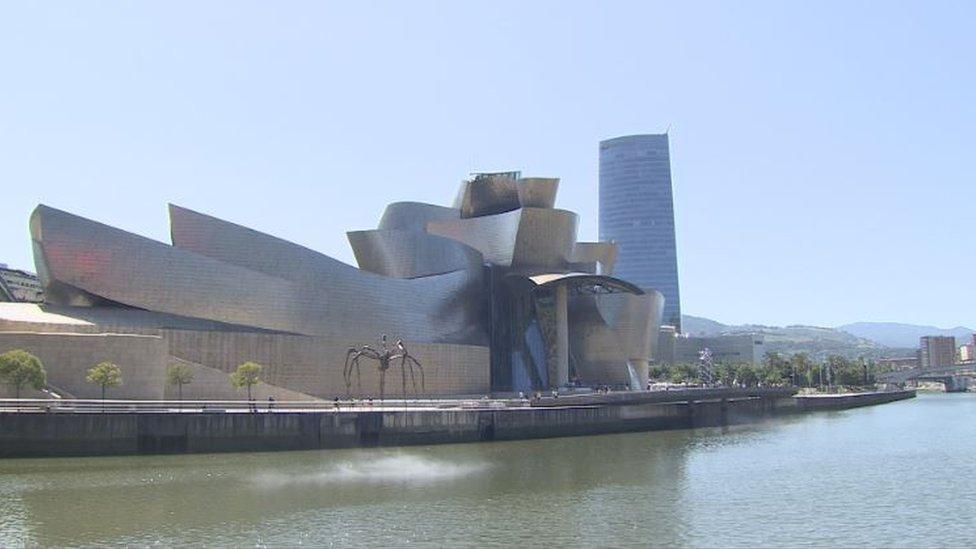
734, 363, 759, 387
713, 363, 736, 387
649, 363, 669, 381
668, 362, 699, 384
0, 349, 47, 398
230, 361, 262, 400
86, 361, 123, 400
166, 362, 195, 400
790, 353, 815, 387
762, 352, 791, 386
827, 355, 862, 387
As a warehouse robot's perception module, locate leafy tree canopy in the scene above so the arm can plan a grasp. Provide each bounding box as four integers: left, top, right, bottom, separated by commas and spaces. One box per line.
86, 362, 123, 388
0, 349, 47, 396
230, 361, 262, 389
166, 362, 195, 386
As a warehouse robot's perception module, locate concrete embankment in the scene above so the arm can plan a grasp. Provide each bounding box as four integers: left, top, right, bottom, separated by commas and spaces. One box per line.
0, 388, 915, 458
0, 388, 795, 458
794, 389, 916, 411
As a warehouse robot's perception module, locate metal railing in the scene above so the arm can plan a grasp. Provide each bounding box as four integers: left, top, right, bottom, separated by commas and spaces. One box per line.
0, 397, 528, 414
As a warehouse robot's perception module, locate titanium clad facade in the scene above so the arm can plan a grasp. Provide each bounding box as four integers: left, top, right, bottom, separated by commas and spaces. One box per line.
5, 169, 665, 399
599, 134, 682, 331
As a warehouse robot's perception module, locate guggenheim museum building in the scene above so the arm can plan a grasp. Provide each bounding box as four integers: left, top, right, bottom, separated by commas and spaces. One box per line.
0, 173, 663, 400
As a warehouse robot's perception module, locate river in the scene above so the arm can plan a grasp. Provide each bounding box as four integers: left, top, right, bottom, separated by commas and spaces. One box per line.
0, 392, 973, 547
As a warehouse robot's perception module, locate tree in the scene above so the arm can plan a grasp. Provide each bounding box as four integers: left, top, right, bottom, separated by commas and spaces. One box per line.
790, 353, 815, 387
713, 363, 736, 387
762, 352, 791, 385
166, 362, 195, 400
0, 349, 47, 398
827, 355, 863, 387
230, 361, 262, 400
734, 363, 759, 387
667, 362, 699, 384
86, 362, 123, 400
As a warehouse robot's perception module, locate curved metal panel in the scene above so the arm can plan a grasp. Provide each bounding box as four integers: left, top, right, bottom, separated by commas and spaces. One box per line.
377, 202, 459, 232
347, 229, 483, 279
571, 242, 619, 275
511, 208, 578, 273
517, 178, 559, 209
427, 208, 577, 273
453, 175, 521, 218
522, 272, 644, 295
568, 290, 663, 385
166, 204, 487, 344
427, 209, 522, 266
33, 205, 488, 345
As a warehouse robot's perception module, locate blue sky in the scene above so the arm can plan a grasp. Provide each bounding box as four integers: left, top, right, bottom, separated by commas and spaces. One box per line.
1, 1, 972, 328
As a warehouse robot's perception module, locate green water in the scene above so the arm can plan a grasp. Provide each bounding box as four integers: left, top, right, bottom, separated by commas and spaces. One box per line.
1, 393, 973, 547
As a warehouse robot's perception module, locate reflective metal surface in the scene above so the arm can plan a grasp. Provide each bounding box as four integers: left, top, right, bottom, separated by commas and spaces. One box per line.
571, 241, 619, 275
453, 175, 521, 218
377, 202, 459, 232
15, 167, 666, 396
570, 290, 663, 386
347, 229, 483, 279
427, 207, 578, 272
35, 205, 487, 345
516, 177, 559, 208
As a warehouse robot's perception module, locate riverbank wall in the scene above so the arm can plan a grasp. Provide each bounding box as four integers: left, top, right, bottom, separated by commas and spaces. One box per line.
794, 389, 916, 411
0, 388, 914, 458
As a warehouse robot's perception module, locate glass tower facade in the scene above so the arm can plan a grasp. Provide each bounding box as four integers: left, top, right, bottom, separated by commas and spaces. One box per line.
599, 134, 681, 331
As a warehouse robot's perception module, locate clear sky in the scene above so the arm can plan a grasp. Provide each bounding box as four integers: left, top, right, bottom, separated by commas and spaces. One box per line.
1, 1, 972, 328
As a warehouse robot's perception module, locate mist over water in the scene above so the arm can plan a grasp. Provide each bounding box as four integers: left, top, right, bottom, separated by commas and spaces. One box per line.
254, 453, 490, 487
1, 393, 974, 547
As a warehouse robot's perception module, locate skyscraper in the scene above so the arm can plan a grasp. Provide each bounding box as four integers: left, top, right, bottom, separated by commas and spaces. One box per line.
599, 134, 682, 331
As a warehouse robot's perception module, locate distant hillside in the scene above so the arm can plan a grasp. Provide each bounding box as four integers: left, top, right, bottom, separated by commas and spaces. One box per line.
681, 315, 728, 336
838, 322, 974, 348
681, 315, 914, 361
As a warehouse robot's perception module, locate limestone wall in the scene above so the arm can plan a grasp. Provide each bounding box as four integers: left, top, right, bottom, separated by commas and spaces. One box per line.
164, 330, 490, 399
0, 331, 168, 399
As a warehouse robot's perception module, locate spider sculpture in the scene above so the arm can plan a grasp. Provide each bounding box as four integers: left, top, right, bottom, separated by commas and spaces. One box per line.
343, 335, 425, 400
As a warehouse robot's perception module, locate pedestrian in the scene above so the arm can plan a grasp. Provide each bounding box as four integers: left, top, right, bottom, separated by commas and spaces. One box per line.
267, 395, 276, 411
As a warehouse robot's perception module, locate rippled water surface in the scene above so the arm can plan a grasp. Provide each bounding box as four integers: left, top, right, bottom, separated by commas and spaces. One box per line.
1, 393, 974, 547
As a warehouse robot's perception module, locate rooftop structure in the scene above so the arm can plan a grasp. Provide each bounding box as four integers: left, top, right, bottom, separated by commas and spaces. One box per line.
0, 173, 663, 399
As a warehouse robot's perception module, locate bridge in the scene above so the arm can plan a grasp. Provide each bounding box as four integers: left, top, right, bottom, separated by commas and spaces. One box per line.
878, 364, 974, 392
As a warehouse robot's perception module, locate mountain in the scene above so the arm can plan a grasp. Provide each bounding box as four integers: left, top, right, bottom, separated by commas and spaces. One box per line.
838, 322, 974, 348
681, 315, 728, 336
681, 315, 915, 361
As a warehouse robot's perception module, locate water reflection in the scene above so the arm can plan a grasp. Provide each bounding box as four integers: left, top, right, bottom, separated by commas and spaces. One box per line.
1, 394, 973, 547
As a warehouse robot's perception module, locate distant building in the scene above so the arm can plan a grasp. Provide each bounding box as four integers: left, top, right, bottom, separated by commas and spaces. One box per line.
673, 334, 765, 366
959, 343, 974, 363
919, 335, 956, 369
0, 264, 43, 303
599, 134, 682, 331
959, 334, 976, 363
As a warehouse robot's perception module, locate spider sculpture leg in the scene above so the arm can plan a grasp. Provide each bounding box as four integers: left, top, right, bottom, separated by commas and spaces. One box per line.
352, 355, 363, 395
355, 347, 382, 398
397, 354, 408, 401
379, 368, 386, 401
343, 348, 359, 397
404, 354, 425, 394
